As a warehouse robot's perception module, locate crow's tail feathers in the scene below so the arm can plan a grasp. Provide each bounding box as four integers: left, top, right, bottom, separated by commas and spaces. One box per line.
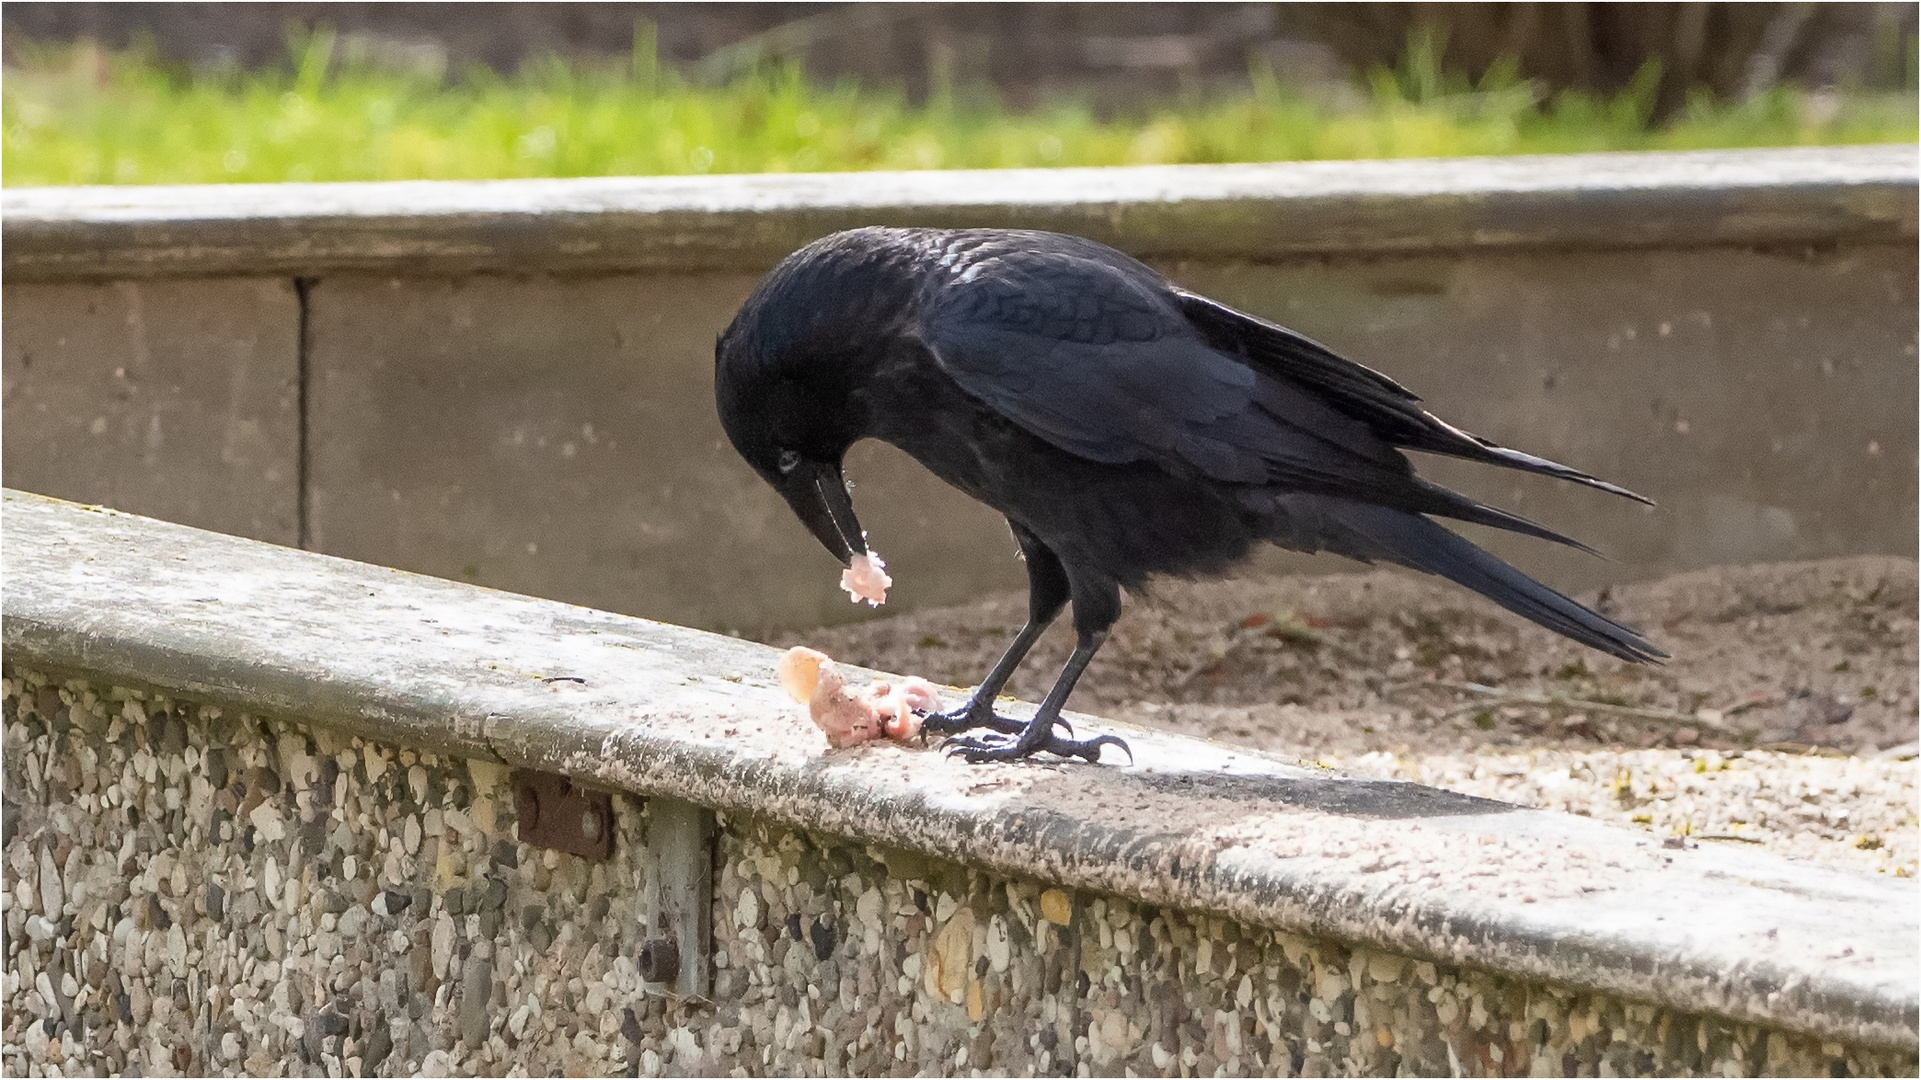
1324, 502, 1667, 664
1412, 415, 1655, 506
1408, 477, 1603, 558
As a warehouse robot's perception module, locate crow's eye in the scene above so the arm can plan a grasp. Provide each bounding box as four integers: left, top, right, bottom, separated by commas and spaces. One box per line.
777, 449, 802, 474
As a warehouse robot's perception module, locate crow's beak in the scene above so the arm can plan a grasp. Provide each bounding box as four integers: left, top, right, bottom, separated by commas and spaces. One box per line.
778, 460, 867, 566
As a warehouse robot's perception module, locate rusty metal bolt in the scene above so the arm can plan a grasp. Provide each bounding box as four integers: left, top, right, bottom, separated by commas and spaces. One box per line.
637, 937, 680, 983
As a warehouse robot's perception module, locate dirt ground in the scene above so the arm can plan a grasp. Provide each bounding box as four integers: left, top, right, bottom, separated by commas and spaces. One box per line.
780, 556, 1919, 877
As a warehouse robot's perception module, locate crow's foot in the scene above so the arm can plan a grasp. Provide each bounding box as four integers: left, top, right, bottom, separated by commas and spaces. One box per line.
942, 728, 1131, 766
920, 703, 1070, 738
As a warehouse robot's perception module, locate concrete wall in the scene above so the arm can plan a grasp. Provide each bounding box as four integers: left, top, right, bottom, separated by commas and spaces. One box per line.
6, 669, 1915, 1079
4, 148, 1915, 635
4, 491, 1916, 1076
1, 278, 302, 547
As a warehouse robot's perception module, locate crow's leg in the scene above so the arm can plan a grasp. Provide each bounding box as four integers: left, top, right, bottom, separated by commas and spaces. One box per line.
917, 617, 1054, 737
943, 568, 1131, 765
943, 629, 1130, 764
920, 524, 1070, 738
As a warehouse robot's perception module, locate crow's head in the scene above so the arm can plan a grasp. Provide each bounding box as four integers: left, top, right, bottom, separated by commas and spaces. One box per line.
722, 422, 868, 570
714, 235, 904, 567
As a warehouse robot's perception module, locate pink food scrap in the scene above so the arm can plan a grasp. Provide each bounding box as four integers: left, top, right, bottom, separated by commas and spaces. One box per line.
778, 646, 939, 747
839, 551, 892, 606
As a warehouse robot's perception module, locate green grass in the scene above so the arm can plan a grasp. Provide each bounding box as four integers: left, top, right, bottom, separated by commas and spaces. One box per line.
4, 28, 1915, 186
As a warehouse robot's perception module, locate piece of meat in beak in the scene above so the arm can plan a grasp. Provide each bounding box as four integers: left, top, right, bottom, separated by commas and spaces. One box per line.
840, 552, 891, 606
775, 458, 890, 605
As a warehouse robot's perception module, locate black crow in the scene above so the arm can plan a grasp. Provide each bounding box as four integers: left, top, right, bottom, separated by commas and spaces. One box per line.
716, 227, 1665, 764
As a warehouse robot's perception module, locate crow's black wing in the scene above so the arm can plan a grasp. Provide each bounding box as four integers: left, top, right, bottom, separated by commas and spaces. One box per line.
916, 239, 1598, 549
917, 241, 1409, 492
1174, 290, 1651, 504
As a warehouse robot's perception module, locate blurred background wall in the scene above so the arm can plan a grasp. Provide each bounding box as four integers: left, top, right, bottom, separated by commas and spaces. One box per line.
7, 2, 1916, 114
3, 3, 1914, 635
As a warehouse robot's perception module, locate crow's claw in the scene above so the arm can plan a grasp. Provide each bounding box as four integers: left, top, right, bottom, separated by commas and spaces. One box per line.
941, 729, 1131, 766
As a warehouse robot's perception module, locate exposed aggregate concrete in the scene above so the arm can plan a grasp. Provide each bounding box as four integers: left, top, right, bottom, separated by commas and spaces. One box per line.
4, 670, 1915, 1078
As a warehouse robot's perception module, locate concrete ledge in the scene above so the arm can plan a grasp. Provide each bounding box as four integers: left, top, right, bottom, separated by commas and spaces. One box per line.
2, 145, 1913, 282
4, 489, 1917, 1054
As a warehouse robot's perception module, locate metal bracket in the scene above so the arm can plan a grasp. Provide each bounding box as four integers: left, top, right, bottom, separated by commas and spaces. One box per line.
512, 770, 614, 861
639, 795, 714, 996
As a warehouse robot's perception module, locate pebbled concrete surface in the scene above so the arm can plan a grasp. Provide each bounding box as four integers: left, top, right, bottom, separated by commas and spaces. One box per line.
5, 674, 1914, 1077
3, 490, 1916, 1054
